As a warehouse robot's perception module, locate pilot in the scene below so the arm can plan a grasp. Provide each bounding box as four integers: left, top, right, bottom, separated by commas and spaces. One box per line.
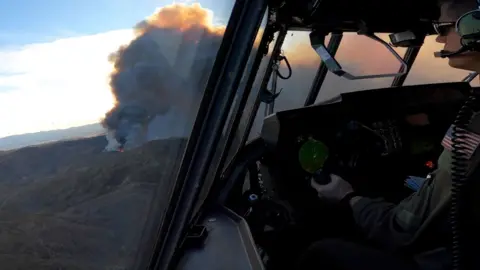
297, 0, 480, 269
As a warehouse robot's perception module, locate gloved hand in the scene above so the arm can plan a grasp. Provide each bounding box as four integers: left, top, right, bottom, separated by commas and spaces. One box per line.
310, 173, 354, 203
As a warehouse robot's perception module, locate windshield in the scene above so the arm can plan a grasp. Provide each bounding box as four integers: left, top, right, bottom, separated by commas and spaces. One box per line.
403, 35, 479, 86
246, 32, 407, 139
0, 1, 233, 269
246, 31, 478, 140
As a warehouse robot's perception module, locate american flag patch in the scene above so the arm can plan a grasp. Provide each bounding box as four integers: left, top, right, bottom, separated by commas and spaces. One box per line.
442, 124, 480, 158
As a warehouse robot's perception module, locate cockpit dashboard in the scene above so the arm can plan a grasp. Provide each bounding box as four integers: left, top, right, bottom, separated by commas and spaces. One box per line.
260, 82, 471, 205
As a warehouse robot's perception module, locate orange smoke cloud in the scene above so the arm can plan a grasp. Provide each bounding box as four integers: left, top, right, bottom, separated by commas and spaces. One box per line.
135, 3, 226, 38
103, 3, 227, 150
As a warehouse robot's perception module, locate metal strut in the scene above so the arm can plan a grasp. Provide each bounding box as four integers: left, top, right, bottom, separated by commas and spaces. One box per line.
462, 72, 478, 83
144, 0, 268, 269
304, 32, 343, 106
391, 45, 423, 87
264, 57, 281, 116
240, 26, 288, 148
262, 51, 292, 116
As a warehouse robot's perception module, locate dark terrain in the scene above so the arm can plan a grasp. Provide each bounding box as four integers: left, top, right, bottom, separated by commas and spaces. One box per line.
0, 136, 187, 270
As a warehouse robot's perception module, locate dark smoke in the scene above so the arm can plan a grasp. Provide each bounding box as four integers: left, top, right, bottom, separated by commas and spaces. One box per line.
102, 3, 225, 151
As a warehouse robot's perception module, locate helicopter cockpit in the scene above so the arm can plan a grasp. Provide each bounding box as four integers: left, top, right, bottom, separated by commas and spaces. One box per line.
171, 0, 480, 270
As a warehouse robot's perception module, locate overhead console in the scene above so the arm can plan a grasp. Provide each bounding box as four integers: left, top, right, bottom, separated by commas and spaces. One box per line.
275, 0, 440, 82
278, 0, 440, 34
260, 82, 471, 204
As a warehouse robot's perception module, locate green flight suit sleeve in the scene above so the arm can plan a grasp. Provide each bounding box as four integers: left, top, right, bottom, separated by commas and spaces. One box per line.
350, 149, 452, 251
350, 177, 436, 251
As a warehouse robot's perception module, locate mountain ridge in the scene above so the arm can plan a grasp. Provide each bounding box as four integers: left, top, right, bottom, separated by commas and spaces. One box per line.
0, 123, 105, 151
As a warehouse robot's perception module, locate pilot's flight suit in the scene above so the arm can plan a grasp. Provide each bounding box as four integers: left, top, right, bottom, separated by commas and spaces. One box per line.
297, 114, 480, 270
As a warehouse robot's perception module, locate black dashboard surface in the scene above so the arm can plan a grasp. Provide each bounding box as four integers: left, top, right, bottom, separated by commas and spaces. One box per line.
262, 82, 470, 150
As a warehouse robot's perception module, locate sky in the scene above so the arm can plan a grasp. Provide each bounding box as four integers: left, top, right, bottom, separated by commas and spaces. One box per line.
0, 0, 232, 46
0, 0, 475, 139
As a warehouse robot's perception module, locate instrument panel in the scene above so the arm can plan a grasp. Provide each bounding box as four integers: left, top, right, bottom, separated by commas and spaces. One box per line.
372, 119, 402, 155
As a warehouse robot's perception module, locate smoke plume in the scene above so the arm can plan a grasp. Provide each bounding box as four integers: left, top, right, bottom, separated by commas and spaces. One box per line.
102, 3, 225, 151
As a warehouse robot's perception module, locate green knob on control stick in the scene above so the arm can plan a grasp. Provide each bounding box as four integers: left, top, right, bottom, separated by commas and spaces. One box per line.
298, 138, 329, 174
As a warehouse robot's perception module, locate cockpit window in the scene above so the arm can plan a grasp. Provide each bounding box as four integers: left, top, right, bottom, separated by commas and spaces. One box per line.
247, 32, 409, 139
246, 32, 409, 113
245, 31, 322, 140
250, 32, 409, 108
403, 36, 479, 86
247, 30, 480, 142
0, 1, 234, 269
270, 31, 322, 112
315, 33, 408, 103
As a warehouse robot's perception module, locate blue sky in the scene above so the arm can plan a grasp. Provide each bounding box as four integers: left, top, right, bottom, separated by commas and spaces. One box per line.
0, 0, 232, 46
0, 0, 235, 138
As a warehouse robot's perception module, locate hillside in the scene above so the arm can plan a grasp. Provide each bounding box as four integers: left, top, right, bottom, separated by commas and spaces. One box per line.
0, 124, 105, 151
0, 136, 187, 270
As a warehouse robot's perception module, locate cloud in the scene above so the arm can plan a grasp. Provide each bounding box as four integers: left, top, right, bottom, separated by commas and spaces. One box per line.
0, 30, 135, 138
